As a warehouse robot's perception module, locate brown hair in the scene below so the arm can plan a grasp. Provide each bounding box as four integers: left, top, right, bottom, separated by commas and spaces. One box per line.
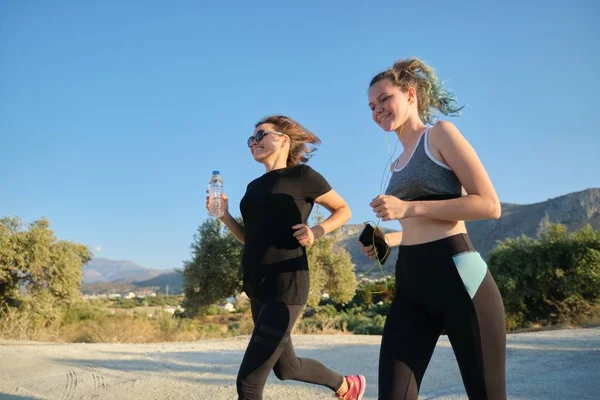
255, 115, 321, 166
370, 57, 463, 124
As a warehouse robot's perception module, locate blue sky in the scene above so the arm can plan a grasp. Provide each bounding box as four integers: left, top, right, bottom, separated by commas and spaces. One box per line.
2, 1, 599, 270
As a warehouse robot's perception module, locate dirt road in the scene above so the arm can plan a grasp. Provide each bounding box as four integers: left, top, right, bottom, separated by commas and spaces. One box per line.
1, 328, 599, 399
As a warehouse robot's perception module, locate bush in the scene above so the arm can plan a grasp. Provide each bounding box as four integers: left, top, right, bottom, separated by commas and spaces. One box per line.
489, 224, 600, 329
369, 302, 391, 316
295, 305, 387, 335
196, 323, 223, 337
61, 301, 109, 325
316, 304, 338, 318
203, 304, 230, 316
295, 313, 345, 334
111, 299, 138, 309
355, 290, 373, 307
0, 306, 48, 340
340, 307, 386, 335
227, 318, 255, 336
504, 312, 525, 332
348, 279, 394, 309
156, 311, 177, 333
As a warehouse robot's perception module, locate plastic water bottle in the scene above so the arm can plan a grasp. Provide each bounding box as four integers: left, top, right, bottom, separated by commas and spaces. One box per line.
208, 170, 224, 217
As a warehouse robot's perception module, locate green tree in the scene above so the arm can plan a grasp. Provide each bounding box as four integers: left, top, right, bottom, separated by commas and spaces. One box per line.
306, 208, 358, 307
0, 216, 91, 311
181, 218, 244, 316
488, 223, 600, 329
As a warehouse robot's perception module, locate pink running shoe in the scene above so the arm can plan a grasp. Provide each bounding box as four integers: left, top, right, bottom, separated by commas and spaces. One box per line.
335, 375, 366, 400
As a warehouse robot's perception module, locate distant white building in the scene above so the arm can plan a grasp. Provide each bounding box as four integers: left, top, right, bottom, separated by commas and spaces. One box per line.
220, 303, 235, 312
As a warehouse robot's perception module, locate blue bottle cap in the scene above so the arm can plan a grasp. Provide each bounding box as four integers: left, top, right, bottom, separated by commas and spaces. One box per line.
212, 170, 220, 175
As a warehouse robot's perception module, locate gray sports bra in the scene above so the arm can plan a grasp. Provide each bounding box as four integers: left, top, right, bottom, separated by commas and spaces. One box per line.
385, 127, 464, 201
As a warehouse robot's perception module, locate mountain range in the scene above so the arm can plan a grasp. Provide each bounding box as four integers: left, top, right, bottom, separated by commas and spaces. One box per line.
83, 258, 170, 284
82, 188, 599, 293
82, 258, 179, 294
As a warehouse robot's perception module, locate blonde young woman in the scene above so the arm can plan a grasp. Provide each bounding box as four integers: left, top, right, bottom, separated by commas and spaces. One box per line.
207, 115, 366, 399
363, 58, 507, 399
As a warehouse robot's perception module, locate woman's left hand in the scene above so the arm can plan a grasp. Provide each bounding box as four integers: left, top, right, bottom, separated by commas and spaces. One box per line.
292, 224, 315, 247
370, 195, 412, 221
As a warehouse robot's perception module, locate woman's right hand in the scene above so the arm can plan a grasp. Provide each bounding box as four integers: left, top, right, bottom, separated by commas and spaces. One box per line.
359, 228, 385, 260
361, 244, 377, 260
205, 191, 230, 217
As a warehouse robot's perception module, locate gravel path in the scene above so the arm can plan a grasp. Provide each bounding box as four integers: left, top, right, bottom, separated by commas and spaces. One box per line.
1, 328, 599, 399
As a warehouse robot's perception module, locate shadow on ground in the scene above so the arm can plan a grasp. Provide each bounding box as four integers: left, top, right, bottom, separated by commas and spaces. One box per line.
47, 329, 600, 399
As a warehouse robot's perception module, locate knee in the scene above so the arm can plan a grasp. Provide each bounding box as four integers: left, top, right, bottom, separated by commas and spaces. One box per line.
236, 376, 257, 399
236, 376, 246, 396
273, 364, 295, 381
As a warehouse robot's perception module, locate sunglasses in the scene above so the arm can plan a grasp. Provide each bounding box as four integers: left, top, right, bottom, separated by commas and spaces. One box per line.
247, 129, 287, 148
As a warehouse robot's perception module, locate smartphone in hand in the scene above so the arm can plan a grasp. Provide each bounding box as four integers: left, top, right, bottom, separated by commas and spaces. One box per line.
358, 223, 391, 265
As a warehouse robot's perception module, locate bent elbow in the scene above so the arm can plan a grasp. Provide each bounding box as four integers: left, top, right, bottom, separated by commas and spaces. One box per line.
342, 205, 352, 224
326, 204, 351, 227
489, 199, 501, 220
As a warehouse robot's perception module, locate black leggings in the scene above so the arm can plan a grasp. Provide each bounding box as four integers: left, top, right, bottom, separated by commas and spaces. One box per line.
379, 233, 506, 399
236, 299, 344, 399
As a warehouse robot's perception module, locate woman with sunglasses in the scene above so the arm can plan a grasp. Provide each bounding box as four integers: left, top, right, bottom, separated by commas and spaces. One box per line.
207, 114, 366, 400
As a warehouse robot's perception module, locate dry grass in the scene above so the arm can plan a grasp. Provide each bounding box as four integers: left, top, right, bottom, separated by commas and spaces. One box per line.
60, 315, 220, 343
2, 301, 598, 344
0, 302, 254, 343
294, 313, 349, 335
0, 306, 62, 341
58, 311, 256, 343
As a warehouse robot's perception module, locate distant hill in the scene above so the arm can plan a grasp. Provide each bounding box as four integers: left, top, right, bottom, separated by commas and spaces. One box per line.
82, 272, 183, 295
83, 257, 170, 284
82, 257, 179, 295
340, 188, 600, 276
466, 188, 600, 259
133, 272, 183, 294
81, 281, 137, 295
